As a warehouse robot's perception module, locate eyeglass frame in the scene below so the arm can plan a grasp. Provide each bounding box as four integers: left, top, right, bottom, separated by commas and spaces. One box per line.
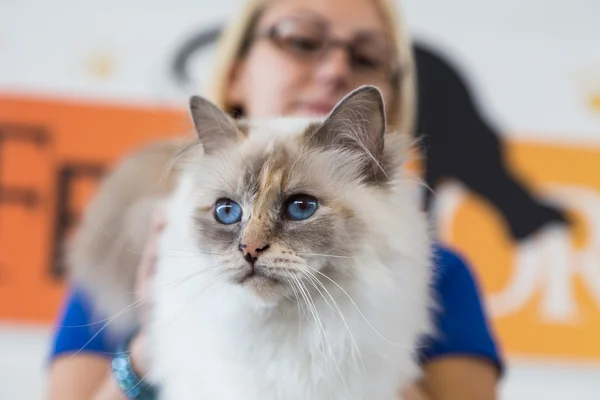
242, 16, 405, 84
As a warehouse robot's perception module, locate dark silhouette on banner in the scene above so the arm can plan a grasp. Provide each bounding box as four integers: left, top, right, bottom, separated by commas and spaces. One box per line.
169, 27, 569, 241
412, 44, 568, 240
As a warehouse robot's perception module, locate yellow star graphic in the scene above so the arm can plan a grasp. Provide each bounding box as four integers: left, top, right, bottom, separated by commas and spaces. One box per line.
86, 52, 116, 79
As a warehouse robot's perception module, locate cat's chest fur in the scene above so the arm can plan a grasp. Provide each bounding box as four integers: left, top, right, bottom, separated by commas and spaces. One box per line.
151, 261, 425, 400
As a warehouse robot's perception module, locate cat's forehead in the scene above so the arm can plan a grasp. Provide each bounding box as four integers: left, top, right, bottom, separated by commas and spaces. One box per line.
217, 117, 325, 197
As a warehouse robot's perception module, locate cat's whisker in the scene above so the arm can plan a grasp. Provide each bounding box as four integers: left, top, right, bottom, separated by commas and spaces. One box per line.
118, 262, 225, 297
281, 271, 306, 337
295, 271, 353, 397
162, 135, 201, 178
91, 223, 225, 259
293, 275, 350, 395
298, 269, 336, 316
399, 174, 436, 197
93, 219, 146, 257
284, 273, 321, 374
162, 278, 224, 328
161, 263, 225, 290
301, 263, 409, 349
61, 264, 223, 332
66, 296, 148, 358
290, 274, 329, 367
299, 242, 349, 260
296, 252, 356, 259
165, 247, 225, 256
59, 297, 147, 330
125, 369, 158, 398
345, 114, 390, 182
299, 266, 365, 374
302, 271, 364, 372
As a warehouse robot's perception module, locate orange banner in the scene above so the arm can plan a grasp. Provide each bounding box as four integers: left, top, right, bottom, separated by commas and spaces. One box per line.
0, 94, 191, 322
1, 94, 599, 361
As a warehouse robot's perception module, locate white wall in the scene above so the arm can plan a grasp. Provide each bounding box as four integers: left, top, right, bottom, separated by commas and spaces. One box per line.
1, 1, 599, 398
402, 0, 600, 143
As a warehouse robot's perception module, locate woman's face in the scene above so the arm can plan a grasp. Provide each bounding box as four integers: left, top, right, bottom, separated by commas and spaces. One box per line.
227, 0, 397, 119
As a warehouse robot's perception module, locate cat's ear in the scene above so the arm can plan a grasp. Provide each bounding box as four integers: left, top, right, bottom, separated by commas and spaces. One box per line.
189, 95, 242, 154
306, 85, 387, 181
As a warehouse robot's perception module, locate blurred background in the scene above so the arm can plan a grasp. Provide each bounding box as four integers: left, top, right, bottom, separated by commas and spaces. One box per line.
0, 0, 599, 398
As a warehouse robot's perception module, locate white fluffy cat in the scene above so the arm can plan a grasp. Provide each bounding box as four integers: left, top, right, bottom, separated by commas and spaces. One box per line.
147, 86, 434, 399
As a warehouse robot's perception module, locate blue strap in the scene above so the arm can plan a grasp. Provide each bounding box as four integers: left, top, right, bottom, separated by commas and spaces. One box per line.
111, 332, 158, 399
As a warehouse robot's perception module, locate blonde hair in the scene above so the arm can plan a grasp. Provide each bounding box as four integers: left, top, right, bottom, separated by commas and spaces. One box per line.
206, 0, 416, 135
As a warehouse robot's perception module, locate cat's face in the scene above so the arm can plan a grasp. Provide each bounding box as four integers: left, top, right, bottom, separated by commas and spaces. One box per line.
185, 86, 403, 304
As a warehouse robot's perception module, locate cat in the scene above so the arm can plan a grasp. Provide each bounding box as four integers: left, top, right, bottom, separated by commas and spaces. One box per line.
146, 86, 434, 399
66, 85, 433, 399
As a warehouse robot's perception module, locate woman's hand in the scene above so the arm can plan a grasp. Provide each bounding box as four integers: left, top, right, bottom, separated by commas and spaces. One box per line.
49, 210, 167, 400
94, 210, 165, 399
129, 210, 166, 377
400, 382, 429, 400
400, 357, 499, 400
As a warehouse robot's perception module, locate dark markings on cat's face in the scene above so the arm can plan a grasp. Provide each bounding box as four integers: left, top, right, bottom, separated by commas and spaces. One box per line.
194, 138, 363, 266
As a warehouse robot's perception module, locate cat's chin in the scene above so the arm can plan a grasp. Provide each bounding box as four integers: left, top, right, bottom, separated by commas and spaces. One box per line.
231, 267, 290, 306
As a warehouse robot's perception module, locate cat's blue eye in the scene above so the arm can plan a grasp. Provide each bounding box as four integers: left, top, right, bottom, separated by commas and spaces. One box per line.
285, 195, 318, 221
214, 199, 242, 225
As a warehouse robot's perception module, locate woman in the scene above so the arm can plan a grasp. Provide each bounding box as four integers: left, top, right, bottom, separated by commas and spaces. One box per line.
48, 0, 503, 399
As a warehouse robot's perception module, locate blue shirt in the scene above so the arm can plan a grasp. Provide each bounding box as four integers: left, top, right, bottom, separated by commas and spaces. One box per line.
49, 245, 503, 374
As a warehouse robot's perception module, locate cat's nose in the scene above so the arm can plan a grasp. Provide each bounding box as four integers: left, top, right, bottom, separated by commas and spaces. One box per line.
238, 242, 270, 265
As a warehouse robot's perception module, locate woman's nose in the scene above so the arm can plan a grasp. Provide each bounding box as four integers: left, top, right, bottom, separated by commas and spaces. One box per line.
314, 47, 353, 88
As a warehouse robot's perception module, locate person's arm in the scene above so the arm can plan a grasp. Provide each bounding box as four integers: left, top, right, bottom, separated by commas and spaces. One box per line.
407, 246, 503, 400
48, 329, 148, 400
48, 216, 161, 400
48, 354, 122, 400
49, 320, 150, 400
419, 356, 498, 400
401, 356, 497, 400
48, 297, 152, 400
46, 285, 123, 400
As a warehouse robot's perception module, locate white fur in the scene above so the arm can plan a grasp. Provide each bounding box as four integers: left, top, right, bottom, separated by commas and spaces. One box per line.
149, 123, 433, 400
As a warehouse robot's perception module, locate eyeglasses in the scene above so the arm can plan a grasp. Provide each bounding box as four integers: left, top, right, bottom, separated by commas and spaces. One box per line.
252, 16, 401, 83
